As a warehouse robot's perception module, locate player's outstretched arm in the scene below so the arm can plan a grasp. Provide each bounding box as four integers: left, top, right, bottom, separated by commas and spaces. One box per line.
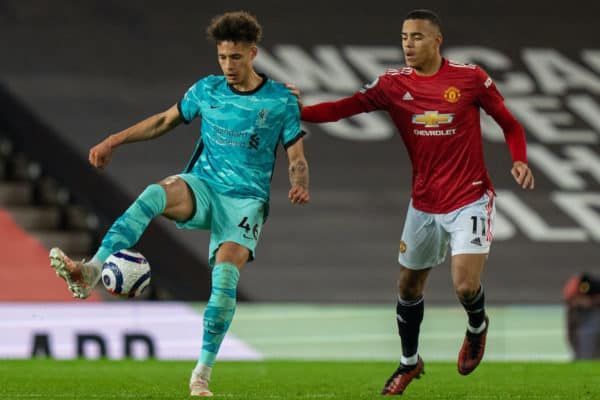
287, 139, 309, 205
511, 161, 535, 190
88, 104, 183, 169
286, 83, 367, 123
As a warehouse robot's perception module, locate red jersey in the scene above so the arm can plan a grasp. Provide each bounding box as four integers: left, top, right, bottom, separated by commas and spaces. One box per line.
302, 58, 527, 213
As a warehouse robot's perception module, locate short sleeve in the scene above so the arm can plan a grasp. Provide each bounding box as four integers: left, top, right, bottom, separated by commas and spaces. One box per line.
281, 93, 305, 149
178, 80, 205, 124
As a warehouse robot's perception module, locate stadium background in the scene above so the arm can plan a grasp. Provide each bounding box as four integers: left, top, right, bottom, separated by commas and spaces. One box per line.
0, 0, 598, 363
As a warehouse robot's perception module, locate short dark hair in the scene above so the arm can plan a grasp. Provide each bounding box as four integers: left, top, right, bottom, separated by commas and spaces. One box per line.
404, 9, 442, 32
206, 11, 263, 44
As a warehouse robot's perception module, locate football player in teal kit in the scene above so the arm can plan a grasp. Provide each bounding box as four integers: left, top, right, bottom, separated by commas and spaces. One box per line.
49, 11, 309, 396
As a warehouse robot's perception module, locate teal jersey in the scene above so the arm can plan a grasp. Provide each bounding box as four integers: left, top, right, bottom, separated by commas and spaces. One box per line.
178, 74, 304, 203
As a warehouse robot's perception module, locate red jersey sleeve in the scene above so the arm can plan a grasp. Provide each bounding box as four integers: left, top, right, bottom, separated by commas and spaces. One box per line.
475, 67, 528, 163
301, 75, 390, 122
301, 95, 365, 122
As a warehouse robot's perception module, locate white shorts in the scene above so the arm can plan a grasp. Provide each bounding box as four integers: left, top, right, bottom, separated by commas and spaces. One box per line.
398, 191, 496, 269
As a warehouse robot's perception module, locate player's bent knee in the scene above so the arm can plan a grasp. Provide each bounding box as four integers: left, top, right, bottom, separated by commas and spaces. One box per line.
158, 175, 186, 195
455, 283, 480, 302
158, 177, 195, 220
215, 242, 249, 268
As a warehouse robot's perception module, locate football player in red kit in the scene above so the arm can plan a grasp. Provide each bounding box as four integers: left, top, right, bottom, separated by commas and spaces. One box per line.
299, 9, 534, 395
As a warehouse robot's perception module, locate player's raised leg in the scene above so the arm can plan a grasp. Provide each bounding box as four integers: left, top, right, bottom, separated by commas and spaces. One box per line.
50, 178, 193, 299
453, 253, 489, 375
382, 266, 428, 395
190, 242, 247, 397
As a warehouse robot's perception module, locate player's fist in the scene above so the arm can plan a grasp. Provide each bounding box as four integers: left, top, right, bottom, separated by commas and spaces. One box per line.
511, 161, 534, 189
288, 185, 309, 205
88, 137, 114, 169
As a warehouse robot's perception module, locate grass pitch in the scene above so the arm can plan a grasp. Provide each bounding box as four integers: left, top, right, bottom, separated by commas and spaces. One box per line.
1, 359, 599, 399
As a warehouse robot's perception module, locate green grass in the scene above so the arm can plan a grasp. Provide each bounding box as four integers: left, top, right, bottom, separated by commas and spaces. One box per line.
1, 359, 599, 399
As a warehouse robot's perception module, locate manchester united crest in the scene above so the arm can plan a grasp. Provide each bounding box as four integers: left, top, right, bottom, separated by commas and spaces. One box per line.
444, 86, 461, 103
399, 240, 407, 254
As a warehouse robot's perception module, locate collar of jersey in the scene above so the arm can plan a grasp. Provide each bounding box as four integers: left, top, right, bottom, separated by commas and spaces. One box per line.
227, 72, 268, 95
410, 58, 448, 81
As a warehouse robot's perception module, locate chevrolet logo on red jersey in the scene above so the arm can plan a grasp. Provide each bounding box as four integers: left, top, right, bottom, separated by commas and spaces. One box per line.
412, 111, 454, 127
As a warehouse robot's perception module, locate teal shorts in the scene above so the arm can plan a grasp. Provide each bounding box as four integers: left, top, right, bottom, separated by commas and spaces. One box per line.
175, 174, 265, 267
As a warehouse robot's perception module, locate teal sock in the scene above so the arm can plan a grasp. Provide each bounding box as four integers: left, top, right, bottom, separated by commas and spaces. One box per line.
199, 262, 240, 367
94, 184, 166, 263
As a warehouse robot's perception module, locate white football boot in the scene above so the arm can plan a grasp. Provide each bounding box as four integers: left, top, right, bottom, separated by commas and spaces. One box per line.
49, 247, 101, 299
189, 378, 213, 397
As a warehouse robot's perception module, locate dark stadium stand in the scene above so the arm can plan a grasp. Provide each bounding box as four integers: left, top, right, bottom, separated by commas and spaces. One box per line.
0, 135, 93, 257
0, 131, 101, 300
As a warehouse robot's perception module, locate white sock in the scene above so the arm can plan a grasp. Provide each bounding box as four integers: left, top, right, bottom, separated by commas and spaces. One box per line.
401, 353, 419, 366
191, 364, 212, 384
86, 257, 103, 272
467, 319, 487, 334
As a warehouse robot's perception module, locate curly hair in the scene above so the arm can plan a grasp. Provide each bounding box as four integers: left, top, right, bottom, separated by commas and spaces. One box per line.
206, 11, 263, 44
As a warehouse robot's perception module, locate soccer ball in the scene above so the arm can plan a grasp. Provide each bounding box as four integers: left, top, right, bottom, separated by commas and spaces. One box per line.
101, 249, 151, 298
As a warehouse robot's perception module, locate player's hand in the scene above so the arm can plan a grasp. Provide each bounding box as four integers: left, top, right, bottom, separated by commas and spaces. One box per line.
511, 161, 534, 189
88, 137, 114, 169
285, 83, 304, 109
288, 185, 309, 205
